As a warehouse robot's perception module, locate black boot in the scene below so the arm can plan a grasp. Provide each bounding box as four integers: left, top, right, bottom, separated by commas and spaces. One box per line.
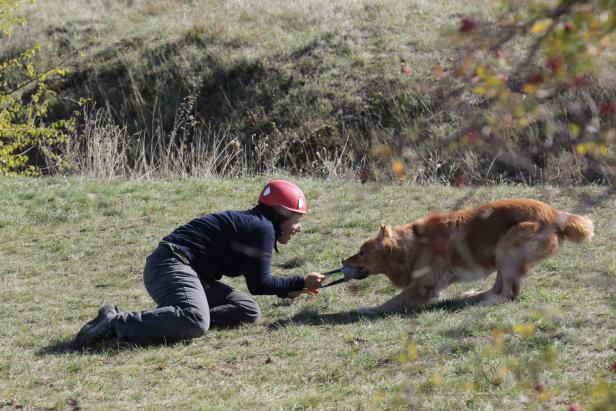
73, 304, 119, 348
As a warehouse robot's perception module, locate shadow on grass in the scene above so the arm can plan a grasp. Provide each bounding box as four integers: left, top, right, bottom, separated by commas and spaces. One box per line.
37, 339, 80, 356
267, 295, 479, 330
38, 297, 484, 354
36, 337, 192, 356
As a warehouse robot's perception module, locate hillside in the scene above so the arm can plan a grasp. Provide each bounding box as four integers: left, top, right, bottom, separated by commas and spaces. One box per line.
2, 1, 614, 181
3, 0, 492, 175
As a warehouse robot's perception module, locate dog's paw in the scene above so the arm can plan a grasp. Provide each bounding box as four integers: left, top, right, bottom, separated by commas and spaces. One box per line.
356, 306, 378, 316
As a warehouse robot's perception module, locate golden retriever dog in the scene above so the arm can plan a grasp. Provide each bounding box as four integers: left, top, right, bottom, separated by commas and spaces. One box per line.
342, 198, 594, 315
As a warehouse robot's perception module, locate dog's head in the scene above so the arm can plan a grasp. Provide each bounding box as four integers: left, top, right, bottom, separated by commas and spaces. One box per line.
342, 224, 397, 280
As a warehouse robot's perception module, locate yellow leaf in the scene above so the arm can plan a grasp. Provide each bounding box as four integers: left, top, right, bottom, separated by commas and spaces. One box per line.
430, 374, 443, 385
591, 379, 610, 400
369, 144, 392, 159
512, 323, 536, 336
514, 104, 526, 118
391, 160, 406, 177
486, 75, 503, 87
371, 390, 386, 404
600, 144, 608, 156
517, 117, 529, 127
537, 391, 550, 402
569, 123, 581, 138
530, 19, 552, 34
406, 342, 418, 361
462, 381, 476, 391
473, 86, 487, 96
523, 83, 538, 95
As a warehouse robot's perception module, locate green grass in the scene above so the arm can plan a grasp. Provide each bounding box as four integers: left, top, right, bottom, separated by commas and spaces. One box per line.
1, 177, 615, 410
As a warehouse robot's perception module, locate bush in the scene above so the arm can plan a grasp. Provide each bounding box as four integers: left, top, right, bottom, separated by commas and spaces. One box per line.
0, 0, 75, 176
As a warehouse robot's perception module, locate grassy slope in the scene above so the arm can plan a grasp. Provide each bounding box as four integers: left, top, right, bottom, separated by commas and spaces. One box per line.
5, 0, 488, 137
0, 177, 614, 410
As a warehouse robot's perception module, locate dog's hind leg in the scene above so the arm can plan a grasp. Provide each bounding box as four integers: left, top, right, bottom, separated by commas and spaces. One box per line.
480, 264, 524, 306
471, 270, 503, 303
481, 222, 559, 306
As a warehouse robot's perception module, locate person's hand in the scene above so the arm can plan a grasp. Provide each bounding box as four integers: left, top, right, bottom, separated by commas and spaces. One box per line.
304, 272, 324, 289
287, 289, 320, 298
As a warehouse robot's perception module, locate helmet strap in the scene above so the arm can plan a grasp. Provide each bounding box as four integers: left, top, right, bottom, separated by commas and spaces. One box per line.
255, 204, 289, 253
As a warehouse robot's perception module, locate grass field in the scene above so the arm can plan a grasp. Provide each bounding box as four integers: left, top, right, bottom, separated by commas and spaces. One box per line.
1, 177, 615, 410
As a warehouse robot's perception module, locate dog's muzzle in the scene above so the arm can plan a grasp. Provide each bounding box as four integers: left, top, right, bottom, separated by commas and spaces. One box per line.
342, 266, 370, 281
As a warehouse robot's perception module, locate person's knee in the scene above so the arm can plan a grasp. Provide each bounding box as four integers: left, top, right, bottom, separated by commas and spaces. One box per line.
239, 300, 261, 323
183, 307, 210, 338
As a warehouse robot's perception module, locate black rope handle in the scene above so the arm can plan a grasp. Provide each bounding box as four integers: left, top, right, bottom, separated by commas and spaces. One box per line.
319, 267, 346, 288
322, 268, 342, 277
320, 277, 346, 288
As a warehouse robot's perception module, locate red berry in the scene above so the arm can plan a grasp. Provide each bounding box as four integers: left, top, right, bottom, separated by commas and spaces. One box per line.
547, 57, 563, 72
400, 63, 411, 75
358, 167, 370, 184
563, 20, 574, 33
527, 73, 544, 85
571, 76, 589, 88
452, 174, 469, 187
460, 16, 476, 33
463, 129, 480, 144
599, 101, 614, 116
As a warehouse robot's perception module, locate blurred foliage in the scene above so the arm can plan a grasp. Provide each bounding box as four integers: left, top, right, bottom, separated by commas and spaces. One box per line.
385, 0, 616, 186
387, 313, 616, 410
0, 0, 75, 175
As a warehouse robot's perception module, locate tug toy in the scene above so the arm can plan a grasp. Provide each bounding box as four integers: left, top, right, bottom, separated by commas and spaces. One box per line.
320, 266, 361, 288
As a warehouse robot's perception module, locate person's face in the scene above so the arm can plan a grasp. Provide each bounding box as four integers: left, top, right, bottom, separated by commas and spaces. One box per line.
278, 212, 303, 244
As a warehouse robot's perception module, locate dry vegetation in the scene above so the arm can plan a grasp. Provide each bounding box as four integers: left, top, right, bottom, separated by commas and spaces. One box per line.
2, 0, 613, 182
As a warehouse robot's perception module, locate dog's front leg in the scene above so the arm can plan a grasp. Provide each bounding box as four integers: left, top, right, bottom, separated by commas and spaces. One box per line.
357, 281, 438, 316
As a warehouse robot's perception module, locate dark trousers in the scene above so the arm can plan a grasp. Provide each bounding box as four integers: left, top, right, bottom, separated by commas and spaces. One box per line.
114, 244, 261, 344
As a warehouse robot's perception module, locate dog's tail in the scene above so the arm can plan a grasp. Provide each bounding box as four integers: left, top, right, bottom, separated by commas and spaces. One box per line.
558, 213, 594, 243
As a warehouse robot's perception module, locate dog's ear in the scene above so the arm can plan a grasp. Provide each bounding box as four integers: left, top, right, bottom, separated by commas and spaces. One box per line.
378, 224, 392, 240
412, 223, 424, 237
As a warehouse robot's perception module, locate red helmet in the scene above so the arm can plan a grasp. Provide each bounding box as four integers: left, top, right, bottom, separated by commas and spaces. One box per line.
258, 179, 307, 214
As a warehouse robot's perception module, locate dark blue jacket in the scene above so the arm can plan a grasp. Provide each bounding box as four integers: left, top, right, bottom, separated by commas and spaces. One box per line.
162, 206, 305, 296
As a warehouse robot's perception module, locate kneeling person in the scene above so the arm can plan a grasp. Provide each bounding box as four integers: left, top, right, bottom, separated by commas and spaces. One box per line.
74, 180, 323, 347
